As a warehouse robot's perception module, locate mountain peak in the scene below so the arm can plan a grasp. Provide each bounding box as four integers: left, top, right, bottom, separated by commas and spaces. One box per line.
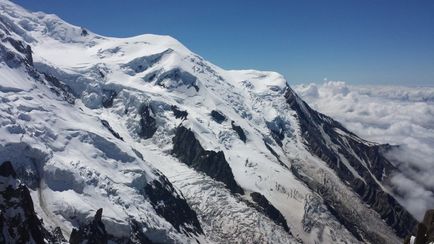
0, 1, 419, 243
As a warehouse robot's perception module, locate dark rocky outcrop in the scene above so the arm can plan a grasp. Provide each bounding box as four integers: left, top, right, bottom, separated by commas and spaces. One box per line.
0, 160, 16, 178
101, 119, 124, 141
284, 87, 418, 240
52, 227, 67, 243
70, 174, 201, 243
155, 68, 198, 91
171, 105, 188, 120
3, 36, 33, 66
69, 208, 108, 244
101, 89, 117, 108
123, 49, 172, 75
80, 28, 88, 37
43, 73, 76, 104
69, 208, 155, 244
266, 118, 286, 147
210, 110, 226, 124
144, 174, 203, 236
404, 209, 434, 244
139, 104, 157, 139
172, 126, 244, 194
231, 121, 246, 143
0, 161, 63, 244
0, 35, 33, 69
263, 141, 287, 169
250, 192, 290, 233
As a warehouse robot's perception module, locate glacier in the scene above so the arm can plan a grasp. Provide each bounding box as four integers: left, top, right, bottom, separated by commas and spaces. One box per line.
0, 0, 422, 243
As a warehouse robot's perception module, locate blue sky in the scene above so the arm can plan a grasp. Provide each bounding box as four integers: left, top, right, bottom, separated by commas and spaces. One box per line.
13, 0, 434, 85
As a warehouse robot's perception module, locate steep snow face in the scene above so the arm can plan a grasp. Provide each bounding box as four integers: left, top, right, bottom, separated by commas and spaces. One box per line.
0, 0, 416, 243
0, 2, 205, 243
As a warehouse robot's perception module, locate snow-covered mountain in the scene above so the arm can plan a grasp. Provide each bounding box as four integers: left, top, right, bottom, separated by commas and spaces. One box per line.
0, 0, 419, 243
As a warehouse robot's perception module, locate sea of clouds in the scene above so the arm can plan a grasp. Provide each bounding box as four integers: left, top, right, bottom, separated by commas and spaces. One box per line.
294, 81, 434, 220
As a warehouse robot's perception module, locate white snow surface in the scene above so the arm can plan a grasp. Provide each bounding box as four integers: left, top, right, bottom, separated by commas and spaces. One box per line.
0, 1, 407, 243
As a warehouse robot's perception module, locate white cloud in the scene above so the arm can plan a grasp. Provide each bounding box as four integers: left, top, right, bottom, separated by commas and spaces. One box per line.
294, 81, 434, 220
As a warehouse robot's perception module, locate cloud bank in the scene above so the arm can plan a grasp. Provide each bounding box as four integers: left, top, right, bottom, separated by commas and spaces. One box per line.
294, 81, 434, 220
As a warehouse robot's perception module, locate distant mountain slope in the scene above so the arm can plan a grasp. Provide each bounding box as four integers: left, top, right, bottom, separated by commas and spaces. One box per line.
295, 81, 434, 221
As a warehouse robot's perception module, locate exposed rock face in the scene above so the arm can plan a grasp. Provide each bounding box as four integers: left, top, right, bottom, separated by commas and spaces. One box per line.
284, 87, 418, 239
171, 105, 188, 120
101, 119, 124, 141
404, 209, 434, 244
231, 121, 246, 143
0, 30, 33, 69
2, 36, 33, 66
172, 126, 244, 194
210, 110, 226, 124
70, 209, 106, 244
0, 160, 16, 178
144, 174, 203, 236
156, 68, 199, 91
80, 28, 89, 37
139, 104, 157, 139
101, 89, 117, 108
70, 208, 154, 243
0, 161, 156, 244
43, 73, 76, 104
250, 192, 290, 233
0, 161, 63, 244
263, 141, 286, 168
423, 210, 434, 243
266, 118, 286, 147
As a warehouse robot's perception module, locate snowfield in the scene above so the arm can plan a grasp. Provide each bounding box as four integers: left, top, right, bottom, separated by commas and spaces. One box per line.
0, 0, 423, 243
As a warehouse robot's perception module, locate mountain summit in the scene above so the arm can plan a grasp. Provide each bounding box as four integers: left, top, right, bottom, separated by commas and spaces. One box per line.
0, 0, 418, 243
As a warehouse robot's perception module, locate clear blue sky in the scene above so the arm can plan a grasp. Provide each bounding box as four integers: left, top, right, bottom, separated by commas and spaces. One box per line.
12, 0, 434, 85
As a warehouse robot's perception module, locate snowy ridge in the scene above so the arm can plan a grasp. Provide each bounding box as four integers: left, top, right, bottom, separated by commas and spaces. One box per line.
0, 0, 418, 243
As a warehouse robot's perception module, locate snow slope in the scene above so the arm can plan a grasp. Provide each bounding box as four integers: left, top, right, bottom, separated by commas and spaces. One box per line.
0, 0, 418, 243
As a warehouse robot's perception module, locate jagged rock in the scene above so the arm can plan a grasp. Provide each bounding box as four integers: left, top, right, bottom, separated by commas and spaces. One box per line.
172, 126, 244, 194
210, 110, 226, 123
144, 174, 203, 236
171, 105, 188, 120
52, 227, 67, 243
250, 192, 290, 233
155, 68, 198, 91
43, 73, 76, 104
266, 118, 286, 147
128, 220, 154, 244
405, 209, 434, 244
139, 104, 157, 139
0, 161, 60, 244
123, 49, 172, 75
0, 160, 16, 178
101, 89, 117, 108
80, 28, 88, 37
263, 141, 287, 168
69, 208, 156, 244
3, 36, 33, 66
231, 121, 246, 143
101, 119, 124, 141
69, 208, 108, 244
1, 36, 33, 68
